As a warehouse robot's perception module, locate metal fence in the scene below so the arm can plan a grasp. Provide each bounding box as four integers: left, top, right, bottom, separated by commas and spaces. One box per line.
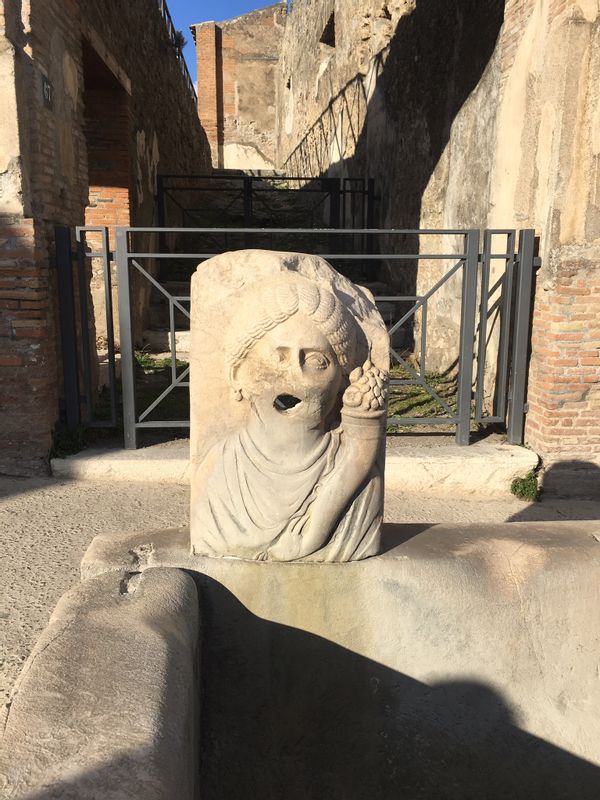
55, 226, 537, 450
156, 174, 375, 231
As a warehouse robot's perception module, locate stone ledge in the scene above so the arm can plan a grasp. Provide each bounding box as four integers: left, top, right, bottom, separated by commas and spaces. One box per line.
51, 439, 192, 484
385, 437, 538, 497
0, 568, 199, 800
52, 436, 539, 498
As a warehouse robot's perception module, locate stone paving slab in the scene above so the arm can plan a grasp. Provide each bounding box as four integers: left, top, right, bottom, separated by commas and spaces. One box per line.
51, 435, 539, 498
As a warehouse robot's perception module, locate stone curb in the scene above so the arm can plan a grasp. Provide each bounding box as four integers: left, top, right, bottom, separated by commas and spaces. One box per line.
0, 568, 199, 800
51, 438, 539, 498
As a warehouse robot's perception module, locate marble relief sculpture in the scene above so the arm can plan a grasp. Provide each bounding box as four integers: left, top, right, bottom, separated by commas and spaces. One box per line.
189, 250, 389, 562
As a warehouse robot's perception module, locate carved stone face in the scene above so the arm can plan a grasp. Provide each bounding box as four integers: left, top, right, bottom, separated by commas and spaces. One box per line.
233, 314, 344, 430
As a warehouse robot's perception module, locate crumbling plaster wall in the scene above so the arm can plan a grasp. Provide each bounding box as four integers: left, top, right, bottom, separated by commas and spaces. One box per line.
193, 3, 286, 169
277, 0, 600, 459
0, 0, 210, 475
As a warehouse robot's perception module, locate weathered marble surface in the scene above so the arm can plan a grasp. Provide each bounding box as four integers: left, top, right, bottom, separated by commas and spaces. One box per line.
80, 521, 600, 800
189, 249, 389, 561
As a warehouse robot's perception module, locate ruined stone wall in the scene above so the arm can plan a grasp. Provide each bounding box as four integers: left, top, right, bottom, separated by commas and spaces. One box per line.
276, 0, 600, 461
481, 0, 600, 463
193, 3, 286, 169
0, 0, 210, 475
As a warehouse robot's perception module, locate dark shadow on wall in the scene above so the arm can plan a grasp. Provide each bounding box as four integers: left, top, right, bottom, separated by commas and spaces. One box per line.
285, 0, 505, 291
192, 576, 600, 800
507, 460, 600, 521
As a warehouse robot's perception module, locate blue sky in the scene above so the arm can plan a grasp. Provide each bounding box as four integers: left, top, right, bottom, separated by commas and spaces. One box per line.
167, 0, 281, 82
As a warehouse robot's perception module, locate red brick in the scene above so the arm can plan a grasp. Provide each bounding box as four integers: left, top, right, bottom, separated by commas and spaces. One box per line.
0, 355, 24, 366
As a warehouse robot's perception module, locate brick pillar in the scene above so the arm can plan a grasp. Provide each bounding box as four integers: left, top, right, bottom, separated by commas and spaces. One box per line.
0, 217, 59, 475
525, 251, 600, 468
194, 22, 221, 168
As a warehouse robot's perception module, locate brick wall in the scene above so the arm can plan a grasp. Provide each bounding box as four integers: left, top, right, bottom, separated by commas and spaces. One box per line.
196, 23, 220, 166
0, 216, 58, 475
526, 255, 600, 463
84, 88, 132, 235
0, 0, 211, 475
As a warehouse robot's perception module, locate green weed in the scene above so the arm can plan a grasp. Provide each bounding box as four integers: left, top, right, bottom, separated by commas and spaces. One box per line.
511, 471, 540, 501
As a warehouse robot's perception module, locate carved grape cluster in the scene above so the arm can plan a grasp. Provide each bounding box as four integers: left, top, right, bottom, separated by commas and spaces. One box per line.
342, 360, 389, 416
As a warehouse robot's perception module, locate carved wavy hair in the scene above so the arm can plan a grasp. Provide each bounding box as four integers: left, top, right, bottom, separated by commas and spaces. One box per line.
228, 275, 359, 377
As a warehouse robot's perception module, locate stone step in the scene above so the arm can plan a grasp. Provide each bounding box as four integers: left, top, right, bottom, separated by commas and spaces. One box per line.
51, 436, 539, 498
142, 329, 190, 354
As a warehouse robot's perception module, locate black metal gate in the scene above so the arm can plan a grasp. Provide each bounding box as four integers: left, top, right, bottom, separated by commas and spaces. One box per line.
156, 174, 375, 231
55, 225, 537, 450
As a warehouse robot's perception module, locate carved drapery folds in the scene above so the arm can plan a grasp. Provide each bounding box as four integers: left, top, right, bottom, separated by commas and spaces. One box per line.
190, 250, 389, 562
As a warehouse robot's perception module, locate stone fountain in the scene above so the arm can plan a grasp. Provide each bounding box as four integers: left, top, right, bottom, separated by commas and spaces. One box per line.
2, 251, 600, 800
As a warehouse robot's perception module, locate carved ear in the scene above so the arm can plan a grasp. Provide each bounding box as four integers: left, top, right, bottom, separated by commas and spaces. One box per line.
230, 364, 243, 401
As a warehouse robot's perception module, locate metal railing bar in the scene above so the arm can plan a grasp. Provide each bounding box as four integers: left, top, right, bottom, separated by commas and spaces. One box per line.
475, 414, 505, 424
77, 250, 111, 258
420, 299, 427, 379
375, 295, 420, 301
120, 226, 475, 235
495, 248, 516, 421
116, 229, 137, 449
158, 174, 366, 181
475, 230, 493, 421
135, 420, 191, 428
390, 379, 429, 385
387, 259, 464, 337
130, 259, 190, 319
169, 300, 177, 384
55, 226, 81, 431
101, 227, 118, 428
456, 230, 480, 445
75, 225, 108, 234
75, 236, 94, 425
507, 230, 535, 444
387, 417, 459, 425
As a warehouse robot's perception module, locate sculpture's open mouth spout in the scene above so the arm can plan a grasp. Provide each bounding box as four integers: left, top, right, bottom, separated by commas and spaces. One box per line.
274, 394, 302, 412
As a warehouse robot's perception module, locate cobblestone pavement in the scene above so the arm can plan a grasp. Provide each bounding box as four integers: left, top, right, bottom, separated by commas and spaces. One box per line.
1, 475, 599, 720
